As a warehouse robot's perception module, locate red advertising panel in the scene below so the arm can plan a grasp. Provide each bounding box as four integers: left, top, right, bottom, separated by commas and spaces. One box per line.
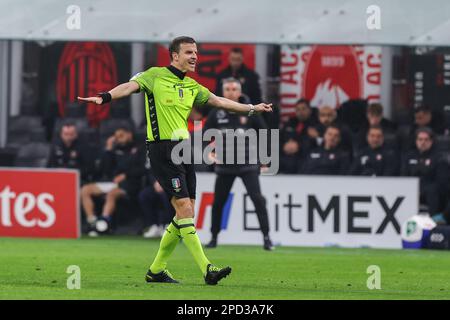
303, 46, 363, 107
0, 169, 80, 238
157, 43, 255, 92
280, 45, 382, 120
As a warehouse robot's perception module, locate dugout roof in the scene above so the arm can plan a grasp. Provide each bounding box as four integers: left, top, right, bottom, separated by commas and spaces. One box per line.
0, 0, 450, 46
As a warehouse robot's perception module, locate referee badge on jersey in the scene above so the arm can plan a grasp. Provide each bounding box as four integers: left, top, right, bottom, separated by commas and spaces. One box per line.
178, 88, 184, 98
171, 177, 182, 192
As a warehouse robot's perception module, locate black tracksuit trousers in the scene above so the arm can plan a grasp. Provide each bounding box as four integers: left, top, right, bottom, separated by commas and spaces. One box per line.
210, 170, 270, 238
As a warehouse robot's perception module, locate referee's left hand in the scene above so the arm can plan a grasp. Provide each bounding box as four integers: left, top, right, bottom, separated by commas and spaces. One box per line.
255, 103, 273, 113
77, 96, 103, 105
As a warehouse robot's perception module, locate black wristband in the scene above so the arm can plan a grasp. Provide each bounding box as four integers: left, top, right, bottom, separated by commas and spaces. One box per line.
97, 92, 112, 104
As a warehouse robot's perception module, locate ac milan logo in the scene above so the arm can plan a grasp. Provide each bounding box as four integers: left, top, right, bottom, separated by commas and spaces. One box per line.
303, 46, 363, 109
57, 42, 118, 127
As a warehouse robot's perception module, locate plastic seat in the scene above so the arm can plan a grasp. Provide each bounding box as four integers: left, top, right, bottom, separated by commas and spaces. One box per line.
0, 148, 17, 166
435, 135, 450, 152
8, 116, 42, 132
384, 133, 399, 149
15, 142, 50, 168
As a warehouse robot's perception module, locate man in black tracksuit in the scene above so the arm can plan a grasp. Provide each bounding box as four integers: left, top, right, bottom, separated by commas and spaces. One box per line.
354, 103, 397, 150
300, 125, 350, 175
214, 47, 277, 129
401, 127, 449, 215
205, 77, 273, 250
400, 106, 446, 151
47, 121, 91, 182
215, 48, 262, 105
350, 125, 399, 176
279, 99, 318, 173
306, 105, 353, 154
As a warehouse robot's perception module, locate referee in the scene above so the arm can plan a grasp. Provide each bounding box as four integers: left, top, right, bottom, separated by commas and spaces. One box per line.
78, 36, 273, 285
204, 78, 274, 251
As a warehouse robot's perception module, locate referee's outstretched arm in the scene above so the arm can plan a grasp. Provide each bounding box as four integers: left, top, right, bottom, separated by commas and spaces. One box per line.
206, 92, 273, 115
77, 81, 139, 105
77, 80, 273, 115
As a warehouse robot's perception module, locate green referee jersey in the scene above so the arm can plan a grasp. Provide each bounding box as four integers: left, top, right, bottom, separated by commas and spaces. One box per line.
130, 66, 210, 142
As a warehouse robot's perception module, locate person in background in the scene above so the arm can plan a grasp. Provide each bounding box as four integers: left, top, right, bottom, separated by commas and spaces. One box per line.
204, 77, 273, 251
301, 125, 350, 175
355, 103, 397, 150
280, 99, 318, 173
80, 126, 146, 236
401, 127, 449, 216
307, 105, 353, 153
140, 166, 175, 238
47, 121, 90, 182
401, 106, 446, 150
188, 106, 210, 172
349, 125, 399, 176
215, 47, 262, 105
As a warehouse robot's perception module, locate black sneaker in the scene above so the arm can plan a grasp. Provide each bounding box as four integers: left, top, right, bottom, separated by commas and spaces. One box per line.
263, 237, 274, 251
204, 264, 231, 285
205, 238, 217, 248
145, 269, 179, 284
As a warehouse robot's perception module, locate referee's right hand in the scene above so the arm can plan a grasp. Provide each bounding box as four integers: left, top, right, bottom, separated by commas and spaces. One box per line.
255, 103, 273, 113
77, 96, 103, 104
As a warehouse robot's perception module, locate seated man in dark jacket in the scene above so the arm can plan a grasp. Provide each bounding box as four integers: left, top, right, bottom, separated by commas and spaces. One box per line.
307, 105, 353, 154
400, 106, 446, 151
401, 127, 449, 215
355, 103, 397, 150
47, 121, 90, 182
301, 125, 350, 175
350, 125, 399, 176
80, 126, 146, 235
280, 99, 318, 173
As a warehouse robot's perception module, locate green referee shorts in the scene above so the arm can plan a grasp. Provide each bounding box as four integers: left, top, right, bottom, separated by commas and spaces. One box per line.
146, 140, 196, 200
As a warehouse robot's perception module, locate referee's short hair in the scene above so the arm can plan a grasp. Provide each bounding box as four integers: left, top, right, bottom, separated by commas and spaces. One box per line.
169, 36, 196, 61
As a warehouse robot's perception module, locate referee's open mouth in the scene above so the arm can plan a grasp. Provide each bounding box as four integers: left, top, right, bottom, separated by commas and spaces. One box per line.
188, 60, 196, 70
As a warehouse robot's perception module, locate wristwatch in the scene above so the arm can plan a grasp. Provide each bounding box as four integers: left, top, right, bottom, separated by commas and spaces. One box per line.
248, 104, 255, 116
